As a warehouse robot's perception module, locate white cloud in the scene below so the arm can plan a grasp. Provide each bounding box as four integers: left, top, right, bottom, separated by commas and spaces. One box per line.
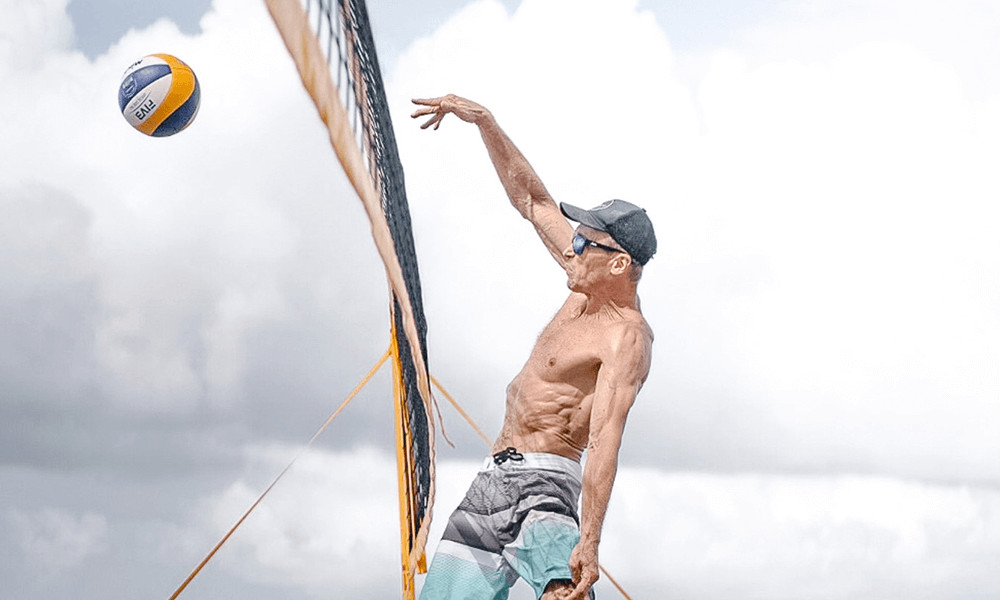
0, 0, 74, 73
195, 446, 402, 596
6, 507, 108, 571
600, 468, 1000, 598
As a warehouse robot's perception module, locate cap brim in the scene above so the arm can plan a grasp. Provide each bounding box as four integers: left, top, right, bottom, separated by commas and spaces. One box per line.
560, 202, 607, 232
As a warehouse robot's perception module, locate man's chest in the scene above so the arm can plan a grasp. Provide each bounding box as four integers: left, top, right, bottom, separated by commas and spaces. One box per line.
530, 316, 605, 385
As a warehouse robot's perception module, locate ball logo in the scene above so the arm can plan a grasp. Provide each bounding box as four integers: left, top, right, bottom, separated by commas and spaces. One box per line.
134, 99, 157, 121
121, 75, 137, 98
118, 53, 200, 137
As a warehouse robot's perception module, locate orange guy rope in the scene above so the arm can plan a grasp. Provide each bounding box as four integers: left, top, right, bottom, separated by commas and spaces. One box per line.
598, 564, 634, 600
168, 347, 392, 599
430, 375, 491, 446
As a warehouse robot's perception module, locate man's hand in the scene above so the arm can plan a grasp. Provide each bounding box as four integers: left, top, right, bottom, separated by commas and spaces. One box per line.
411, 94, 490, 130
410, 92, 574, 269
565, 542, 599, 599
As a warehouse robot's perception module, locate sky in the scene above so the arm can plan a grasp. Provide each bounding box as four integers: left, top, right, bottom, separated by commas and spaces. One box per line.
1, 0, 999, 598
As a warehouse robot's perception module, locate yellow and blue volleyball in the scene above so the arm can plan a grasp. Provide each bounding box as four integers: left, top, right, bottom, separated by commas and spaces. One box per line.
118, 54, 200, 137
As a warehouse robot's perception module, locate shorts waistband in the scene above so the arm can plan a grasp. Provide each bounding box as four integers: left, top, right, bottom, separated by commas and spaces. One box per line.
481, 451, 582, 481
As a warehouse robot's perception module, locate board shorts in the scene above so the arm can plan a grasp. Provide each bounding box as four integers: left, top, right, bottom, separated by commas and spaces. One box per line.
419, 450, 594, 600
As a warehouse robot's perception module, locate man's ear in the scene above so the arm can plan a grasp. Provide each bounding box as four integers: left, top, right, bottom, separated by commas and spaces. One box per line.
609, 253, 631, 276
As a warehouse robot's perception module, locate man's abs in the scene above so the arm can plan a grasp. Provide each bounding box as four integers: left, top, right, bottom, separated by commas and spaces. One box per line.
494, 361, 596, 460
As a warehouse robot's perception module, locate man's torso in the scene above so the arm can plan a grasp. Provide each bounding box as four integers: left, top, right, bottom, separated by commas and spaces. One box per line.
493, 293, 650, 461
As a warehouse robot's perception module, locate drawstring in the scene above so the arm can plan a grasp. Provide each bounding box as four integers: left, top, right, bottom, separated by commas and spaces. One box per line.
492, 447, 525, 465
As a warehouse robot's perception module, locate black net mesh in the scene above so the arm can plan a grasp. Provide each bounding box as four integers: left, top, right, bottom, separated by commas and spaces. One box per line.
304, 0, 432, 558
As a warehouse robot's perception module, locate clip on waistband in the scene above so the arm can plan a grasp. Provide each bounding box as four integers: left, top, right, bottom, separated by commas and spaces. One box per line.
492, 447, 524, 465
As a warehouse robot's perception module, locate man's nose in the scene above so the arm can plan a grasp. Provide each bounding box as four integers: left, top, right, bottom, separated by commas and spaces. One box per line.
563, 245, 576, 260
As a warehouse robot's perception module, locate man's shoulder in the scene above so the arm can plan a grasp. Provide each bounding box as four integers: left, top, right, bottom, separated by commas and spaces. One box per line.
596, 318, 652, 389
607, 316, 652, 351
608, 302, 653, 339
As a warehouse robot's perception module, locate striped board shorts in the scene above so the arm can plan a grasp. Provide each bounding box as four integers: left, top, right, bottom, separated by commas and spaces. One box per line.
419, 451, 594, 599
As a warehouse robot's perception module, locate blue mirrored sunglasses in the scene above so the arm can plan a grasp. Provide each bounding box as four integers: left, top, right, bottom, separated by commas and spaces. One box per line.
572, 233, 625, 255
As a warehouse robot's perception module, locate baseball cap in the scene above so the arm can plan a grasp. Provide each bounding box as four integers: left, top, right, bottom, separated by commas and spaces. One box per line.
560, 199, 657, 265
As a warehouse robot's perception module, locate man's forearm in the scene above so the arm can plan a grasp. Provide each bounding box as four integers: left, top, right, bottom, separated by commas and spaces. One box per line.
579, 438, 621, 549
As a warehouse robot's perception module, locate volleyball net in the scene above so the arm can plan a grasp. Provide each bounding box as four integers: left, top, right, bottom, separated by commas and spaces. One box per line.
264, 0, 434, 597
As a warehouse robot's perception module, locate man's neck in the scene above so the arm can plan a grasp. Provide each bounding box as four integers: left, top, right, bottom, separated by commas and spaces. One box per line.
578, 285, 639, 317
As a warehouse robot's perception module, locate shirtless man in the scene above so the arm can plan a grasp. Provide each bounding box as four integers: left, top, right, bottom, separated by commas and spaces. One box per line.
412, 95, 656, 600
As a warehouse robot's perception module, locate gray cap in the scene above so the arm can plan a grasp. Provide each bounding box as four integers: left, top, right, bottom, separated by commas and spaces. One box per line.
560, 199, 657, 265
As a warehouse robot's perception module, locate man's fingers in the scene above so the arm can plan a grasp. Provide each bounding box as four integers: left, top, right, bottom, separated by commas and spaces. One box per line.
569, 556, 582, 580
564, 583, 589, 600
418, 112, 445, 130
561, 562, 598, 600
411, 98, 451, 130
410, 105, 439, 119
553, 587, 575, 600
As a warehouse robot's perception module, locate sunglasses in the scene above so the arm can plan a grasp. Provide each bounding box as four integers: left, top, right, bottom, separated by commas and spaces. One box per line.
573, 233, 625, 255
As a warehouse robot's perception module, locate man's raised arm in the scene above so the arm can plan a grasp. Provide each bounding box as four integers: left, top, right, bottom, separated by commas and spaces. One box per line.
412, 94, 574, 268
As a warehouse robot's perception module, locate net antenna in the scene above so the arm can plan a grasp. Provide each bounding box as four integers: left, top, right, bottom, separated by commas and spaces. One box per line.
265, 0, 435, 597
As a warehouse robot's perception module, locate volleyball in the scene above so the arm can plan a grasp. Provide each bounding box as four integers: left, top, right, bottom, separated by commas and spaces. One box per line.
118, 54, 200, 137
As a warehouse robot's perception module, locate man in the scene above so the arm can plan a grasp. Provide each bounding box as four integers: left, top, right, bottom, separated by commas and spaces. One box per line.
411, 94, 655, 600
